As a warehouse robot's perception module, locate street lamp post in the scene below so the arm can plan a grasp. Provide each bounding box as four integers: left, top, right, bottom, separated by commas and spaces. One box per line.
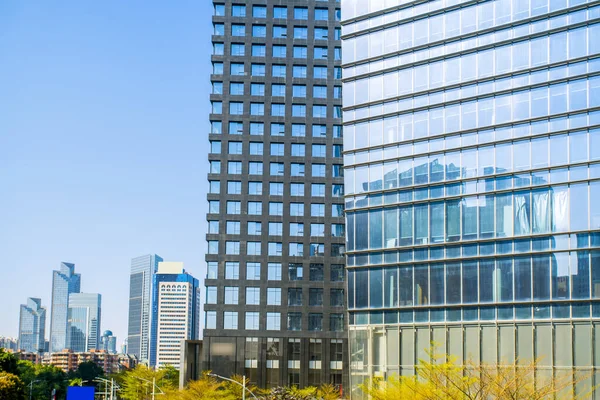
28, 379, 40, 400
134, 376, 164, 400
94, 377, 120, 400
208, 373, 258, 400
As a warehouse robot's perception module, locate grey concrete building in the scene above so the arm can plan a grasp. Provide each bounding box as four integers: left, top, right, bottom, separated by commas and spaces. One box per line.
204, 0, 348, 391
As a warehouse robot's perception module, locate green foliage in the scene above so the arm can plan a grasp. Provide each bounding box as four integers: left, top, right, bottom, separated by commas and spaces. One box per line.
172, 371, 236, 400
0, 349, 18, 375
119, 365, 179, 400
69, 360, 104, 382
0, 372, 26, 400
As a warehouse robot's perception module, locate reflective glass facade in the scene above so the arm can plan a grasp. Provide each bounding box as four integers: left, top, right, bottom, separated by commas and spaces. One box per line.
341, 0, 600, 396
67, 293, 102, 352
50, 262, 81, 353
18, 298, 46, 353
127, 254, 162, 364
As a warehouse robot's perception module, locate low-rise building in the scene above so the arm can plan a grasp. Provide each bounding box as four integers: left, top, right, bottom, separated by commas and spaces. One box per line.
44, 349, 137, 374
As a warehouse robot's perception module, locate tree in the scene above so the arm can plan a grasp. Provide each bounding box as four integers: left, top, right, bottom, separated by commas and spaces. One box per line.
0, 372, 26, 400
119, 365, 178, 400
69, 360, 104, 383
0, 349, 18, 374
359, 346, 595, 400
172, 372, 235, 400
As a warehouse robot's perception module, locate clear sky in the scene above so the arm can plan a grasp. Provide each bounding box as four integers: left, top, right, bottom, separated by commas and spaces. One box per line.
0, 1, 212, 344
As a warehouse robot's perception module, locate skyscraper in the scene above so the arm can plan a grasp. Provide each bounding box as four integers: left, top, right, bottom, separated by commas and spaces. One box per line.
341, 0, 600, 395
152, 262, 200, 369
50, 262, 81, 352
127, 254, 163, 364
204, 0, 348, 390
18, 298, 46, 353
67, 293, 102, 352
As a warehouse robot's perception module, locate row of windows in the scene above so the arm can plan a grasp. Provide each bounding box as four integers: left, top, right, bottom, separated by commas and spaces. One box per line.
347, 232, 600, 267
206, 261, 346, 282
212, 81, 342, 99
210, 123, 342, 137
205, 311, 344, 332
214, 4, 339, 21
207, 200, 344, 217
209, 181, 344, 199
346, 164, 600, 212
211, 101, 342, 119
342, 0, 580, 28
214, 24, 341, 41
206, 286, 344, 307
213, 42, 341, 60
209, 183, 344, 198
344, 4, 599, 64
208, 221, 345, 237
209, 145, 341, 162
210, 162, 343, 177
212, 62, 342, 79
349, 301, 600, 325
346, 130, 600, 195
346, 182, 600, 251
344, 108, 596, 165
345, 77, 600, 152
207, 241, 346, 257
348, 252, 600, 310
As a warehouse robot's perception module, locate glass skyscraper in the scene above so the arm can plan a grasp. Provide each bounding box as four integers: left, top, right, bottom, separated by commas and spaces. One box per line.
67, 293, 102, 352
18, 298, 46, 353
204, 0, 348, 390
127, 254, 163, 364
50, 262, 81, 353
341, 0, 600, 396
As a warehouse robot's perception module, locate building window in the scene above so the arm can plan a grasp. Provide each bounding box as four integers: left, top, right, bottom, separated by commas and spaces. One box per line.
252, 5, 266, 18
248, 201, 262, 215
251, 64, 265, 76
331, 264, 344, 282
308, 313, 323, 331
292, 104, 306, 117
310, 264, 324, 281
291, 183, 304, 196
312, 184, 326, 197
271, 123, 285, 136
287, 313, 302, 331
206, 286, 217, 304
312, 164, 326, 177
290, 223, 304, 236
229, 103, 243, 116
248, 221, 262, 235
293, 66, 307, 78
224, 312, 238, 329
312, 125, 326, 137
231, 43, 245, 56
269, 222, 283, 236
208, 241, 218, 254
250, 123, 264, 136
314, 8, 328, 20
227, 201, 241, 215
294, 7, 308, 19
267, 288, 281, 306
248, 162, 263, 175
268, 263, 282, 281
247, 263, 261, 280
225, 262, 239, 280
273, 6, 287, 19
289, 264, 303, 281
268, 242, 283, 256
226, 221, 240, 234
247, 242, 262, 256
252, 25, 266, 38
246, 288, 260, 305
225, 241, 240, 255
292, 124, 306, 136
267, 312, 281, 330
208, 220, 219, 234
251, 83, 265, 96
293, 46, 307, 59
252, 44, 266, 57
288, 288, 303, 306
231, 4, 246, 17
292, 84, 306, 97
310, 288, 324, 306
224, 287, 239, 304
271, 103, 285, 116
269, 202, 284, 216
289, 243, 304, 257
230, 63, 244, 76
332, 204, 344, 217
294, 27, 308, 39
270, 183, 284, 196
290, 203, 304, 216
228, 162, 242, 174
205, 311, 216, 329
330, 289, 344, 307
313, 105, 327, 118
273, 26, 287, 38
273, 45, 286, 58
330, 314, 343, 332
207, 262, 218, 279
245, 312, 260, 330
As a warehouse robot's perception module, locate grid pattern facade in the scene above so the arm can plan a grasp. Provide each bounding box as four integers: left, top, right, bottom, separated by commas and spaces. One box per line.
341, 0, 600, 396
127, 254, 163, 364
18, 298, 46, 353
50, 262, 81, 353
204, 0, 349, 390
67, 293, 101, 352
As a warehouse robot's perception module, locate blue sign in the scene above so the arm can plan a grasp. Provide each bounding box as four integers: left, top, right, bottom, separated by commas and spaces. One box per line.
66, 386, 95, 400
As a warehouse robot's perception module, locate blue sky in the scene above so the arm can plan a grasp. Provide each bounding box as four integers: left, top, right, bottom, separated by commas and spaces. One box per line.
0, 1, 211, 343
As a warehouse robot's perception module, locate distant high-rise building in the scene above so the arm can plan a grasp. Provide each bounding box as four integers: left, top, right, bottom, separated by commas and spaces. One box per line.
153, 262, 200, 369
100, 330, 117, 354
127, 254, 163, 364
121, 338, 128, 355
204, 0, 348, 390
18, 298, 46, 353
50, 262, 81, 352
67, 293, 101, 352
0, 337, 18, 351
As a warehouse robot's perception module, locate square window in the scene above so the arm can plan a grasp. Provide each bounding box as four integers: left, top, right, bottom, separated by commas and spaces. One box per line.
224, 311, 238, 329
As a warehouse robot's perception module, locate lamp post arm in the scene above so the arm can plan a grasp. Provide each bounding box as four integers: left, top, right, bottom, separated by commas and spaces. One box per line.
207, 373, 258, 400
